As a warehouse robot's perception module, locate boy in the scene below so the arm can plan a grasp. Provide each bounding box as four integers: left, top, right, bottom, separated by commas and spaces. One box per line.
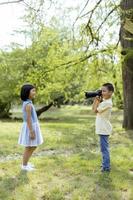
92, 83, 114, 172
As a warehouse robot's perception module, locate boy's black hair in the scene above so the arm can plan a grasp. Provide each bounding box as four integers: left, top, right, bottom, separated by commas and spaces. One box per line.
20, 84, 35, 101
102, 83, 114, 92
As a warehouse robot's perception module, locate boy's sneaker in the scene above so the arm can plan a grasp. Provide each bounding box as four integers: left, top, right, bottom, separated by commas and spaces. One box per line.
21, 165, 35, 171
101, 168, 110, 172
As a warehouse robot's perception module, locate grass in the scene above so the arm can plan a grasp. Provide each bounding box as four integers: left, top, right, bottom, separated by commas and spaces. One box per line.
0, 105, 133, 200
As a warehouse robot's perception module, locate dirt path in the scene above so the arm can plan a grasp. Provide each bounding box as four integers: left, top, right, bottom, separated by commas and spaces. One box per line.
0, 149, 74, 163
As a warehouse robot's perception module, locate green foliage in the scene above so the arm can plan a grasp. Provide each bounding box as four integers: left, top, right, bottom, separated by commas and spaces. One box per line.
13, 26, 88, 104
0, 52, 21, 117
0, 25, 123, 114
82, 49, 123, 108
0, 0, 123, 115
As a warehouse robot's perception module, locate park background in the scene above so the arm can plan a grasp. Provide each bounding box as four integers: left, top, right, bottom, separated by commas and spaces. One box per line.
0, 0, 133, 199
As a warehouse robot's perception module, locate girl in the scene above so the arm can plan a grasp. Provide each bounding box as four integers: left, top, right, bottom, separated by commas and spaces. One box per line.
18, 84, 43, 171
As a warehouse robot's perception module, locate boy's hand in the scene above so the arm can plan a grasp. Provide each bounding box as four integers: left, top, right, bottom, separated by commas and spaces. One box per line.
92, 96, 101, 113
30, 130, 36, 140
94, 96, 101, 103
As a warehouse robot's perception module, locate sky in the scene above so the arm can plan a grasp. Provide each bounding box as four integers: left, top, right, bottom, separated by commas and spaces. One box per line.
0, 2, 25, 49
0, 0, 83, 49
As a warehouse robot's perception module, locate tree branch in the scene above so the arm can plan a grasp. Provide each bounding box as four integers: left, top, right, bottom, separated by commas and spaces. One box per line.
0, 0, 23, 5
36, 96, 64, 117
42, 48, 115, 75
73, 0, 103, 44
73, 0, 91, 26
22, 0, 38, 12
85, 0, 103, 26
84, 4, 120, 51
95, 5, 120, 34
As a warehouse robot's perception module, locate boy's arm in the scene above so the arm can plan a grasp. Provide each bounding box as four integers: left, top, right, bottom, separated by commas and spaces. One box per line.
92, 96, 100, 113
97, 106, 112, 113
97, 101, 112, 113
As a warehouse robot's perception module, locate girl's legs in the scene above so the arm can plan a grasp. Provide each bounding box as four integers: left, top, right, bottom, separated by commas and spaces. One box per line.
23, 146, 37, 166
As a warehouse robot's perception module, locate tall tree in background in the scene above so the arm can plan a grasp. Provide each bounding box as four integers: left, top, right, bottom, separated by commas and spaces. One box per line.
120, 0, 133, 129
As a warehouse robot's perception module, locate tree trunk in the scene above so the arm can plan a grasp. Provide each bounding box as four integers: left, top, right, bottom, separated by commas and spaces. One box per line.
36, 102, 53, 117
120, 0, 133, 129
36, 95, 64, 117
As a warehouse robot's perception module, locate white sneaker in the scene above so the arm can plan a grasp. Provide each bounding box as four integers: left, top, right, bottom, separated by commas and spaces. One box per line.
28, 162, 35, 168
21, 165, 35, 171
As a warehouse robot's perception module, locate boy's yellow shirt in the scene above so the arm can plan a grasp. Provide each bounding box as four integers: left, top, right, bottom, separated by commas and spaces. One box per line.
95, 98, 112, 135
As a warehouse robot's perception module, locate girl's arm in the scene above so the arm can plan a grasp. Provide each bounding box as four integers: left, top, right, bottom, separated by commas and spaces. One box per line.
92, 96, 100, 113
25, 104, 35, 140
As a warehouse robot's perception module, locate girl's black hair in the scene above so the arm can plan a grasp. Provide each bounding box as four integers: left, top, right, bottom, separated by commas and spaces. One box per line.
102, 83, 114, 92
20, 84, 35, 101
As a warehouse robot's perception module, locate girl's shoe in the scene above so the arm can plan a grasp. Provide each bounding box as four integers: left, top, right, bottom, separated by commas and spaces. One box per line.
28, 162, 35, 168
21, 165, 35, 171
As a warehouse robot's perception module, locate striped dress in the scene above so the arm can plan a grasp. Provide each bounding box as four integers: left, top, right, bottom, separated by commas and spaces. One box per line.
18, 99, 43, 147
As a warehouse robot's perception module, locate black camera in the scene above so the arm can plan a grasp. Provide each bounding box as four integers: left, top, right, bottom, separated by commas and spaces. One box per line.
85, 89, 102, 98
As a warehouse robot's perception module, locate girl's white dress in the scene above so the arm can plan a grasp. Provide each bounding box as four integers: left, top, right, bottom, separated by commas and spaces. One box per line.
18, 99, 43, 146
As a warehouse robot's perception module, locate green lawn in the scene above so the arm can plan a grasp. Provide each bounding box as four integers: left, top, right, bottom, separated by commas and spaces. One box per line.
0, 105, 133, 200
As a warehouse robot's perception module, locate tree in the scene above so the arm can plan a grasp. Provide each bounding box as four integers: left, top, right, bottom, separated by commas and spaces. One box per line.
16, 26, 88, 104
0, 51, 20, 118
0, 0, 124, 118
120, 0, 133, 129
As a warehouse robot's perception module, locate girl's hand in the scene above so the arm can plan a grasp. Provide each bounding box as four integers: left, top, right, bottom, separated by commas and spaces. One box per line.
30, 130, 36, 140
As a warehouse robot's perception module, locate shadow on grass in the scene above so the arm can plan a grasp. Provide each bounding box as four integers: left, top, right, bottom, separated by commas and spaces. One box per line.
125, 130, 133, 140
0, 171, 29, 200
90, 162, 133, 200
90, 173, 119, 200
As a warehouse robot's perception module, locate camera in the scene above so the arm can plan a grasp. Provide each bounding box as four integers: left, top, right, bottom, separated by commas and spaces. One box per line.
85, 89, 102, 98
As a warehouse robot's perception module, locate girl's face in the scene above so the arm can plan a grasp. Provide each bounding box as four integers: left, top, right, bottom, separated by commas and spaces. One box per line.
29, 88, 36, 100
101, 86, 112, 99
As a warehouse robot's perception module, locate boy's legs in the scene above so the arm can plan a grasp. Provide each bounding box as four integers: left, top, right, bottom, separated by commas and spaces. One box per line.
100, 135, 110, 171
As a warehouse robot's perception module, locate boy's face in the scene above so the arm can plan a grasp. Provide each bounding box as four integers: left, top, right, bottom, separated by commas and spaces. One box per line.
29, 88, 36, 99
101, 86, 113, 99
